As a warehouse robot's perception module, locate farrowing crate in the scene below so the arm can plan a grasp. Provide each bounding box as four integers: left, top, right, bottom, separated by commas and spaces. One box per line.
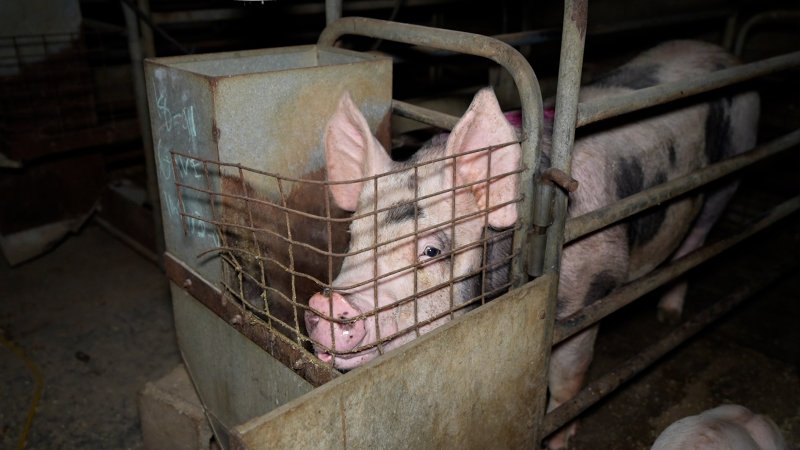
146, 8, 800, 449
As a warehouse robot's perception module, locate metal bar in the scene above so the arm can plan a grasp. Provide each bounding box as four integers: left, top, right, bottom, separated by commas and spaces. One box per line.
319, 17, 544, 290
576, 50, 800, 127
531, 0, 588, 442
119, 0, 190, 54
541, 260, 798, 438
391, 99, 459, 130
527, 180, 553, 277
123, 1, 165, 267
734, 10, 800, 56
163, 252, 340, 387
137, 0, 156, 57
555, 194, 800, 345
721, 12, 738, 51
565, 129, 800, 243
415, 10, 732, 57
540, 0, 587, 275
325, 0, 342, 25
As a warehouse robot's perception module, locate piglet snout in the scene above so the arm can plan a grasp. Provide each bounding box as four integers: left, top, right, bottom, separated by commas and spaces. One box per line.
305, 291, 367, 357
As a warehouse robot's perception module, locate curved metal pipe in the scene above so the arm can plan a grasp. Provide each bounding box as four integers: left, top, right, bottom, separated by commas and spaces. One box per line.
734, 10, 800, 56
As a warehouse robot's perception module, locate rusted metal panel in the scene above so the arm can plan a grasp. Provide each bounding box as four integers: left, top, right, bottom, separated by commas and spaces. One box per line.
164, 252, 340, 386
232, 274, 557, 450
172, 283, 316, 437
146, 45, 392, 439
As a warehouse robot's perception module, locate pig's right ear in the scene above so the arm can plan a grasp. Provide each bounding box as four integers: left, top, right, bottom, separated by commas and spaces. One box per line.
324, 92, 391, 211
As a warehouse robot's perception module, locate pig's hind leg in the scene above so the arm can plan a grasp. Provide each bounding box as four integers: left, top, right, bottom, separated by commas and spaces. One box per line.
545, 231, 626, 449
657, 92, 758, 323
656, 182, 739, 323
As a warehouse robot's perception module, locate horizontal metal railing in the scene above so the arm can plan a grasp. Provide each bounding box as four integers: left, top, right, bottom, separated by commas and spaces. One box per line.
542, 250, 798, 436
577, 50, 800, 127
391, 99, 459, 130
565, 129, 800, 244
555, 194, 800, 346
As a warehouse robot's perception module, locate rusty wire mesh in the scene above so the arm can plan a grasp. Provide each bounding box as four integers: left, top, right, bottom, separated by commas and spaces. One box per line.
170, 138, 525, 370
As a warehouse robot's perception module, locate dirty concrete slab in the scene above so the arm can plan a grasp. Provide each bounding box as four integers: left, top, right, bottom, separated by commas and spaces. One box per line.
0, 224, 180, 449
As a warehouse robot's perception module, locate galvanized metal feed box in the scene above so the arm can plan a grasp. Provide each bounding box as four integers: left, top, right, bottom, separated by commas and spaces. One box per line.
144, 46, 392, 437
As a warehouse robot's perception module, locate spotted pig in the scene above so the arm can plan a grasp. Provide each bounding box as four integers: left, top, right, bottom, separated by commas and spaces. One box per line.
652, 405, 787, 450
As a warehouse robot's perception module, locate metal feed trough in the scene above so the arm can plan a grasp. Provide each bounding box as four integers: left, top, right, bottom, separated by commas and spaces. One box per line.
145, 3, 800, 448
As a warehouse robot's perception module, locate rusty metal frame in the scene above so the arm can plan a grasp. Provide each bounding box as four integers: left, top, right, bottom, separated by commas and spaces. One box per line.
164, 252, 341, 386
734, 9, 800, 56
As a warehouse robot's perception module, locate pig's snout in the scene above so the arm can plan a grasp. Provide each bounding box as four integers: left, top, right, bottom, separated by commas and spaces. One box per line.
305, 291, 367, 361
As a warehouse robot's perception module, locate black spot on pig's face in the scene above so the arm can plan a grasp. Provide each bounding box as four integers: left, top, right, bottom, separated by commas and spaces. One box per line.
593, 64, 660, 90
384, 202, 422, 225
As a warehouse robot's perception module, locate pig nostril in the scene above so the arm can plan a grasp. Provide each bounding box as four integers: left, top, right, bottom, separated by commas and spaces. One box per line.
305, 311, 320, 329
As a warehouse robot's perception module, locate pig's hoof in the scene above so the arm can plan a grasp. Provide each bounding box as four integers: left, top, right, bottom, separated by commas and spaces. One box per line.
657, 307, 682, 325
545, 422, 577, 450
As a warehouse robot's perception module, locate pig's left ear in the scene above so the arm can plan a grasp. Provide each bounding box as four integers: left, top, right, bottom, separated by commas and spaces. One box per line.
445, 88, 521, 228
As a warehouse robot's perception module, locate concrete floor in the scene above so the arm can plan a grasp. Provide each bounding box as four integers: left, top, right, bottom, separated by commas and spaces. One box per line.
1, 225, 179, 449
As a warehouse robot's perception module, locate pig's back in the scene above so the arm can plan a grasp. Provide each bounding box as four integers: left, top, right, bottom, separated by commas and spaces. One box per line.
565, 40, 752, 280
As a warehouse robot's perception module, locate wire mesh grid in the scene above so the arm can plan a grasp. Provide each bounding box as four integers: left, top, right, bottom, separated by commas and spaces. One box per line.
0, 28, 137, 158
170, 137, 525, 371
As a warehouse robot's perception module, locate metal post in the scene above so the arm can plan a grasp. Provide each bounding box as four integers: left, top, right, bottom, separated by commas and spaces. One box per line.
325, 0, 342, 25
530, 0, 588, 441
541, 0, 587, 275
122, 0, 165, 265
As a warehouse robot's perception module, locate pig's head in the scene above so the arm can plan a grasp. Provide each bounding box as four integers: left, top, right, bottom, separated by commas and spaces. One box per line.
304, 89, 521, 370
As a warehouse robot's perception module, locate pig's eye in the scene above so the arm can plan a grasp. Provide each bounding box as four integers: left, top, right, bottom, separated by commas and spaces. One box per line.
421, 245, 441, 258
